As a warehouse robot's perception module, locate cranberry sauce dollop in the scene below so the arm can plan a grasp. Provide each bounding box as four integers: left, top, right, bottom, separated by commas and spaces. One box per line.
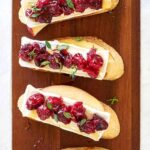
19, 42, 103, 78
26, 93, 108, 133
25, 0, 102, 23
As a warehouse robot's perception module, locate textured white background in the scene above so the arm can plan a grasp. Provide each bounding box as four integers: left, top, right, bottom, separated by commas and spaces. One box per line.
0, 0, 149, 149
141, 0, 150, 149
0, 0, 12, 149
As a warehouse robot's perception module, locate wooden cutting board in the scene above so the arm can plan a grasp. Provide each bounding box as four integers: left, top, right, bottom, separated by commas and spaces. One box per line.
12, 0, 140, 149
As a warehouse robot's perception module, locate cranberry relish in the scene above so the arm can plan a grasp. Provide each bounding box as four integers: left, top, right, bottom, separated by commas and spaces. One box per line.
25, 0, 102, 23
19, 42, 103, 78
26, 93, 108, 133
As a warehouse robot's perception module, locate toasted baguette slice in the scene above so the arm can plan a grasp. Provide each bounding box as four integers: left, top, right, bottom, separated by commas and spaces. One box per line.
19, 0, 119, 36
62, 147, 108, 150
19, 36, 124, 80
18, 85, 120, 141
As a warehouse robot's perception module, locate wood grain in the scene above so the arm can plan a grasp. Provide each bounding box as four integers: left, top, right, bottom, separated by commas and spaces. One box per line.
12, 0, 140, 149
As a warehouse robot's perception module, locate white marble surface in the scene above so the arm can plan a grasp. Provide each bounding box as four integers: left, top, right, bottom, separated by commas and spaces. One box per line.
0, 0, 150, 149
0, 0, 12, 149
141, 0, 150, 149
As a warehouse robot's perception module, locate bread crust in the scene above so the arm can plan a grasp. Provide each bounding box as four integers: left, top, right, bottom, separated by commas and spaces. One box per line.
19, 0, 119, 35
18, 85, 120, 141
19, 37, 124, 80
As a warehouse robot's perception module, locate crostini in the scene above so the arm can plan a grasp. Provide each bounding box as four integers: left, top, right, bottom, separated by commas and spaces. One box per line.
18, 84, 120, 141
19, 36, 124, 80
19, 0, 119, 36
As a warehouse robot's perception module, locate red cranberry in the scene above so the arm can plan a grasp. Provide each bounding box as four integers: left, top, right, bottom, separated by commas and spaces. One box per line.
92, 114, 108, 130
37, 0, 50, 8
73, 53, 86, 69
78, 120, 95, 134
36, 0, 63, 23
89, 0, 102, 10
70, 102, 86, 122
19, 44, 34, 62
60, 49, 69, 56
37, 10, 53, 23
62, 5, 74, 15
78, 114, 108, 133
85, 68, 99, 78
48, 1, 63, 17
32, 42, 46, 54
87, 48, 96, 59
47, 96, 63, 113
60, 50, 73, 68
57, 106, 72, 124
84, 49, 103, 78
63, 54, 73, 68
48, 53, 63, 69
26, 93, 45, 110
37, 104, 52, 120
20, 44, 33, 51
73, 0, 88, 12
59, 0, 66, 5
34, 53, 49, 67
25, 9, 33, 17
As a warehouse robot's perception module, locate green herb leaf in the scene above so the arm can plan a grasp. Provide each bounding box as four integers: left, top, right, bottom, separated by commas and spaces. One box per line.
66, 0, 74, 9
32, 6, 41, 12
107, 97, 119, 105
79, 119, 87, 126
57, 45, 69, 51
47, 102, 53, 110
40, 61, 50, 66
70, 66, 77, 79
28, 50, 36, 57
63, 112, 72, 119
74, 37, 83, 41
45, 41, 51, 49
54, 114, 58, 122
31, 13, 40, 18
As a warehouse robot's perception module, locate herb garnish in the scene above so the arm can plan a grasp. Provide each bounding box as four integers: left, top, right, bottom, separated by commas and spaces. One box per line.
74, 37, 83, 41
40, 61, 50, 66
70, 66, 77, 79
63, 112, 72, 119
66, 0, 74, 9
45, 41, 52, 49
32, 6, 41, 12
57, 45, 69, 51
79, 118, 86, 126
54, 114, 58, 122
31, 13, 40, 18
47, 102, 53, 110
107, 97, 119, 105
28, 50, 36, 57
